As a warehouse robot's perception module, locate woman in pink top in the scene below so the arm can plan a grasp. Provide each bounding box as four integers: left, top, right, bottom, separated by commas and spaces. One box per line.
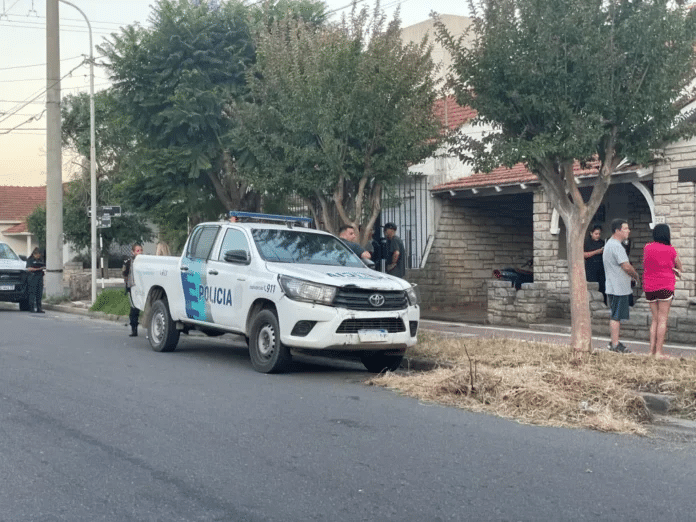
642, 224, 683, 358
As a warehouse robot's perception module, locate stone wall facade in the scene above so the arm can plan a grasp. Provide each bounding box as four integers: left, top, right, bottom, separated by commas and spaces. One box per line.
487, 280, 548, 325
653, 138, 696, 316
409, 194, 533, 310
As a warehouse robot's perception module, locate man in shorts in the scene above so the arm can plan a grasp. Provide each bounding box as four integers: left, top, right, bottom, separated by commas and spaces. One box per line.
602, 219, 640, 353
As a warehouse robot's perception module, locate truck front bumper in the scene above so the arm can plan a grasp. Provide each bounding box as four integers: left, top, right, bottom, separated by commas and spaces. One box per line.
277, 298, 419, 352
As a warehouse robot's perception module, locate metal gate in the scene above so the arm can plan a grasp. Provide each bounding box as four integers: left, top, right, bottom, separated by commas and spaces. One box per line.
380, 175, 430, 269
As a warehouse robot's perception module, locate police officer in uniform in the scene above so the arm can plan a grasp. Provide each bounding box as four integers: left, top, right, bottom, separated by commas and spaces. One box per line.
122, 244, 143, 336
25, 247, 45, 313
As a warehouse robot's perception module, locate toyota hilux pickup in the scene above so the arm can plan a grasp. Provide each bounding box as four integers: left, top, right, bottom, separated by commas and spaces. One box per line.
130, 212, 419, 373
0, 242, 31, 310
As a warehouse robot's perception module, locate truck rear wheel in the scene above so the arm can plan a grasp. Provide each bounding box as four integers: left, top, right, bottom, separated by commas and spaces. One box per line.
149, 299, 180, 352
361, 353, 404, 373
249, 310, 290, 373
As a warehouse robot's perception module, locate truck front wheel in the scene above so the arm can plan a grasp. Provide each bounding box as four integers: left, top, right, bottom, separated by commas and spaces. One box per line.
18, 297, 31, 311
249, 310, 290, 373
149, 299, 180, 352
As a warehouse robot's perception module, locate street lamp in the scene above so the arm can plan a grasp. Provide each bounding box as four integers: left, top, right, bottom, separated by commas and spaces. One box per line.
58, 0, 97, 303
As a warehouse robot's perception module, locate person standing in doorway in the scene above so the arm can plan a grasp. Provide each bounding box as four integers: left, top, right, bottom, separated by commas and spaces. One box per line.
384, 222, 406, 279
602, 219, 639, 353
643, 224, 683, 358
122, 243, 143, 337
25, 247, 45, 313
584, 224, 606, 304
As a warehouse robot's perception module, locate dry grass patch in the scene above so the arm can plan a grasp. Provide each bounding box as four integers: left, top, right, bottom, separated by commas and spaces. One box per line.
368, 332, 696, 434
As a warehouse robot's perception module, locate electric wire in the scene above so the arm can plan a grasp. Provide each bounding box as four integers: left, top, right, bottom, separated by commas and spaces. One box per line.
0, 59, 86, 125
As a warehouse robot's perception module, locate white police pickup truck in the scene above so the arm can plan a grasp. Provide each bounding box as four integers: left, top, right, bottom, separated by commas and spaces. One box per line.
0, 241, 31, 310
131, 212, 419, 373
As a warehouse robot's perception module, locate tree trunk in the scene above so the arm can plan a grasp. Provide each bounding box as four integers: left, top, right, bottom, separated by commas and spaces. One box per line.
566, 223, 593, 353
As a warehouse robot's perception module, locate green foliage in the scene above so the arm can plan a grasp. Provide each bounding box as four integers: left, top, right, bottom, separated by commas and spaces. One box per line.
26, 205, 46, 250
438, 0, 696, 350
440, 0, 696, 175
62, 177, 153, 255
90, 288, 131, 316
235, 1, 443, 237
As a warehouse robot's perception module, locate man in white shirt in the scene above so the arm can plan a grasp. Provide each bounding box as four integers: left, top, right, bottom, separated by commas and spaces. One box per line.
602, 219, 639, 353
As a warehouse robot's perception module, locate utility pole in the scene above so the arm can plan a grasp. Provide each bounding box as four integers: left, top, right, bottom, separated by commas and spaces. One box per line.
59, 0, 96, 303
45, 0, 64, 297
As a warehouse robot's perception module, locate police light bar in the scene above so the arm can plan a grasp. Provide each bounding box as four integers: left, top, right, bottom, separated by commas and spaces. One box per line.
228, 211, 313, 226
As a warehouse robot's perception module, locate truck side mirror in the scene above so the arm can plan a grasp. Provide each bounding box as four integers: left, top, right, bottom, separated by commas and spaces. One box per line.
224, 250, 251, 265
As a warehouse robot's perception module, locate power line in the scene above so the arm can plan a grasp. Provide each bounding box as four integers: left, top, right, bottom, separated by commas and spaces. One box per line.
0, 59, 86, 125
0, 108, 46, 135
0, 55, 83, 71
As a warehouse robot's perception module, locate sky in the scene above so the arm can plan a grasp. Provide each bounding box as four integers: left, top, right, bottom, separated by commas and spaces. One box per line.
0, 0, 469, 187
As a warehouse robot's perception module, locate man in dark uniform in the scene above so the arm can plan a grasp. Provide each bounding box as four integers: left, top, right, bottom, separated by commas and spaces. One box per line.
384, 222, 406, 279
122, 244, 143, 337
25, 247, 45, 313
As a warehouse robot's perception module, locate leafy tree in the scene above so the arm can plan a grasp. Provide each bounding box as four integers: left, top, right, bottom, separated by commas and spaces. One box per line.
26, 205, 46, 250
438, 0, 696, 352
62, 176, 153, 258
98, 0, 326, 224
235, 2, 443, 243
25, 176, 153, 263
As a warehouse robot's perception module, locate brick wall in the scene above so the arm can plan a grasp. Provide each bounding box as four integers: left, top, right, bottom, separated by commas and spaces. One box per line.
410, 193, 533, 310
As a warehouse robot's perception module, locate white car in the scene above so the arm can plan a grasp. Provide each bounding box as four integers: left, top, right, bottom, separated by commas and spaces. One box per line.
0, 242, 31, 310
131, 213, 419, 373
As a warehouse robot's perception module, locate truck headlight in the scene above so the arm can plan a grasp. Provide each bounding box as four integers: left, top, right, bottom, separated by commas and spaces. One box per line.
279, 275, 337, 305
406, 284, 419, 306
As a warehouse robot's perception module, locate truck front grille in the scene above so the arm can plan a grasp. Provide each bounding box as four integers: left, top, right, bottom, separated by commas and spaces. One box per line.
0, 270, 27, 286
333, 288, 408, 311
336, 318, 406, 334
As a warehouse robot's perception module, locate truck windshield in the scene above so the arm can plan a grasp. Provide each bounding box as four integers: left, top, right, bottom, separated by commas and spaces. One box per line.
252, 229, 365, 267
0, 243, 20, 261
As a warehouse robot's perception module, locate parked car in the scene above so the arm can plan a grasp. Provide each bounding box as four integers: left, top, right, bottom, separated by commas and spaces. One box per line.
0, 242, 31, 310
131, 212, 420, 374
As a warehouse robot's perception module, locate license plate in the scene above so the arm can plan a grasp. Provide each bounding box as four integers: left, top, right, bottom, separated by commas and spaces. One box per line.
0, 284, 14, 291
358, 329, 388, 343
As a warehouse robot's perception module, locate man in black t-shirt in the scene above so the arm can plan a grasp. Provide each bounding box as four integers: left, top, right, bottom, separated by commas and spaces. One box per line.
384, 222, 406, 279
584, 224, 606, 303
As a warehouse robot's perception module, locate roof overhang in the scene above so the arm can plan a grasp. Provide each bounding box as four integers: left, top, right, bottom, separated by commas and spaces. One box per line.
432, 167, 654, 200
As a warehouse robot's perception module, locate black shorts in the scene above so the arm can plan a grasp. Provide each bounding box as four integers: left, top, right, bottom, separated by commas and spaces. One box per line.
608, 294, 630, 321
644, 289, 673, 302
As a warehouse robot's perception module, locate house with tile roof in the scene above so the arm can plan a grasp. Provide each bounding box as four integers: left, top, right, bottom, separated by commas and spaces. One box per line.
388, 15, 696, 330
405, 95, 696, 326
0, 185, 46, 257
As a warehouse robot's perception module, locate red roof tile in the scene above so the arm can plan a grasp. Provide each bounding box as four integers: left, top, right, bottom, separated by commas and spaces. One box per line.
0, 186, 46, 222
434, 96, 477, 130
432, 160, 608, 191
3, 222, 28, 234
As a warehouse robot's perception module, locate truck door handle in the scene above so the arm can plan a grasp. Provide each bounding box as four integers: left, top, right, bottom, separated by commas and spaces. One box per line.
180, 266, 189, 272
208, 270, 218, 275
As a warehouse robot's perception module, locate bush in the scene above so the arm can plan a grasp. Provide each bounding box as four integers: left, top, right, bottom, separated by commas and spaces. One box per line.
90, 288, 131, 316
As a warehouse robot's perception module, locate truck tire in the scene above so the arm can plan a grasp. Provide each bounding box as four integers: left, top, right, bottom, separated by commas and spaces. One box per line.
18, 297, 31, 311
249, 310, 291, 373
360, 353, 404, 373
149, 299, 180, 353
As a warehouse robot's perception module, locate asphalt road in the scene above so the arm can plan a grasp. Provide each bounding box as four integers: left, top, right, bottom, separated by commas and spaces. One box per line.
2, 308, 696, 521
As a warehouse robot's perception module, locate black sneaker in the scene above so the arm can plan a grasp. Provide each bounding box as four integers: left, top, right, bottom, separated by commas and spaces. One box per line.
610, 342, 630, 353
